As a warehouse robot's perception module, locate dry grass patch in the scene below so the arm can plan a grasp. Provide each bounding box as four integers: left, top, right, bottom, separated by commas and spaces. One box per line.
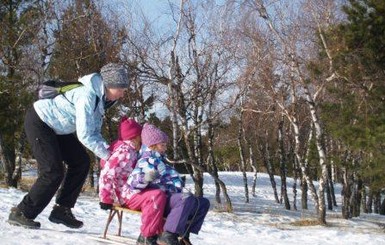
291, 219, 325, 226
211, 203, 234, 213
19, 176, 37, 191
81, 184, 99, 196
0, 176, 36, 191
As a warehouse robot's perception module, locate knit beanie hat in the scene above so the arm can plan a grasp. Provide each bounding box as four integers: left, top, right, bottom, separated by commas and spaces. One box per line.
141, 123, 169, 147
100, 63, 130, 88
119, 116, 142, 140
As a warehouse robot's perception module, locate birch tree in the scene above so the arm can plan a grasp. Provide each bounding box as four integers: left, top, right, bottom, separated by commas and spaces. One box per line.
278, 116, 290, 209
233, 1, 318, 211
242, 0, 344, 223
237, 105, 249, 203
125, 0, 240, 210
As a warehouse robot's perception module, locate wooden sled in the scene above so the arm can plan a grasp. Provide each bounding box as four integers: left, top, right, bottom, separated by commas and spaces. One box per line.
98, 205, 191, 244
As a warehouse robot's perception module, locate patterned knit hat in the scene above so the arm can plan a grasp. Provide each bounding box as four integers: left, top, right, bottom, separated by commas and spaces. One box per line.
100, 63, 130, 88
141, 123, 169, 147
119, 116, 142, 140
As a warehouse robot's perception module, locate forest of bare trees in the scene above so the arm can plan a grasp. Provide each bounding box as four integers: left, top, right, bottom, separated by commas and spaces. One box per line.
1, 0, 384, 225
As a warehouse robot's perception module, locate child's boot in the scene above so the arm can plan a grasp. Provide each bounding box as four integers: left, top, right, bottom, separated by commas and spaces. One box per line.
136, 233, 158, 245
157, 231, 180, 245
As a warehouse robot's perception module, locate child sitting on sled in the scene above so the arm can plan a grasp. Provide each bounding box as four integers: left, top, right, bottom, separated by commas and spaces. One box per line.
127, 123, 210, 245
98, 116, 143, 209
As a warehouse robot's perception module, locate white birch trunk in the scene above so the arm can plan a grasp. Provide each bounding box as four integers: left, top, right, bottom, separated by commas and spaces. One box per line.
238, 109, 249, 203
167, 0, 184, 160
292, 116, 319, 211
304, 85, 327, 223
248, 141, 258, 197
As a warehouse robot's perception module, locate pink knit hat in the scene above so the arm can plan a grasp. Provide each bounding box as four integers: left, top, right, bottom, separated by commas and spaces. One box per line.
119, 116, 142, 140
141, 123, 168, 147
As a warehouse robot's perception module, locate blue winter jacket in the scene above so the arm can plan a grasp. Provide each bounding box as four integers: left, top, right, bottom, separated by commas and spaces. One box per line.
33, 73, 110, 160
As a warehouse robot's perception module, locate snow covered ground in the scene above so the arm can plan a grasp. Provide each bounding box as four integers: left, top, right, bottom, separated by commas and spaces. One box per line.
1, 172, 385, 245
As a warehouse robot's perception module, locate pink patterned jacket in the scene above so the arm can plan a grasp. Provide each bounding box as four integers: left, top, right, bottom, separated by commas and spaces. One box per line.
99, 140, 139, 205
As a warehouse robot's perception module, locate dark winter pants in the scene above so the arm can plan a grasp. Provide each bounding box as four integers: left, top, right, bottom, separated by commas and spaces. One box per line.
18, 107, 90, 219
164, 193, 210, 236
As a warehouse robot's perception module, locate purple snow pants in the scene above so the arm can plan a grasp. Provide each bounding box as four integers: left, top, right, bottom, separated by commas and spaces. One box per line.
163, 193, 210, 236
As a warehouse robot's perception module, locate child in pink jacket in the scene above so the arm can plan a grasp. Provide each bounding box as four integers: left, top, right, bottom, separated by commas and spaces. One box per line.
98, 116, 143, 208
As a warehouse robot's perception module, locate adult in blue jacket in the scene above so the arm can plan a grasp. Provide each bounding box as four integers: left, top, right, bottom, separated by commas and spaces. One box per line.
8, 63, 130, 229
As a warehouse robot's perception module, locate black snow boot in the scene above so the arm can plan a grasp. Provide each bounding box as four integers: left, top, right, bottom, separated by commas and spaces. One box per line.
136, 233, 158, 245
179, 233, 192, 245
48, 204, 83, 228
7, 207, 41, 229
157, 231, 180, 245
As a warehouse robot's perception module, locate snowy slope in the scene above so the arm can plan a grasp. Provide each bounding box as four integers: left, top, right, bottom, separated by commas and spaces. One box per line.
1, 172, 385, 245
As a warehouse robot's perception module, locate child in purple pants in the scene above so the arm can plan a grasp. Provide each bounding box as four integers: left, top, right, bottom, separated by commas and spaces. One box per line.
128, 123, 210, 245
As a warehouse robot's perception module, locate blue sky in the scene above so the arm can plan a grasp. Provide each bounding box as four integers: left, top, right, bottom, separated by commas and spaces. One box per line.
110, 0, 179, 29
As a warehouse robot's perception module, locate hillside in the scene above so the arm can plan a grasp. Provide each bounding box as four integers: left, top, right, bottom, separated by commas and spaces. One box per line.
1, 172, 385, 245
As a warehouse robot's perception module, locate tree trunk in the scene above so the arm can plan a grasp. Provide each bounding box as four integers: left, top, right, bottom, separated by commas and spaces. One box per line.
296, 119, 318, 211
326, 177, 332, 210
180, 116, 204, 196
352, 178, 363, 217
13, 131, 26, 187
184, 154, 233, 212
218, 180, 233, 212
0, 133, 18, 187
301, 174, 308, 210
88, 153, 98, 190
167, 0, 184, 160
327, 142, 337, 207
292, 149, 298, 211
168, 81, 180, 160
247, 140, 258, 197
192, 122, 204, 185
374, 192, 381, 214
278, 118, 290, 210
327, 164, 337, 207
304, 87, 327, 224
361, 187, 368, 213
379, 197, 385, 215
237, 110, 249, 203
193, 108, 203, 168
242, 120, 258, 197
341, 166, 352, 219
207, 118, 222, 205
259, 133, 279, 203
366, 189, 373, 213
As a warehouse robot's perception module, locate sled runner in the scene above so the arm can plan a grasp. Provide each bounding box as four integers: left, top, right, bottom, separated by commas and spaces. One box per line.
89, 234, 137, 245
